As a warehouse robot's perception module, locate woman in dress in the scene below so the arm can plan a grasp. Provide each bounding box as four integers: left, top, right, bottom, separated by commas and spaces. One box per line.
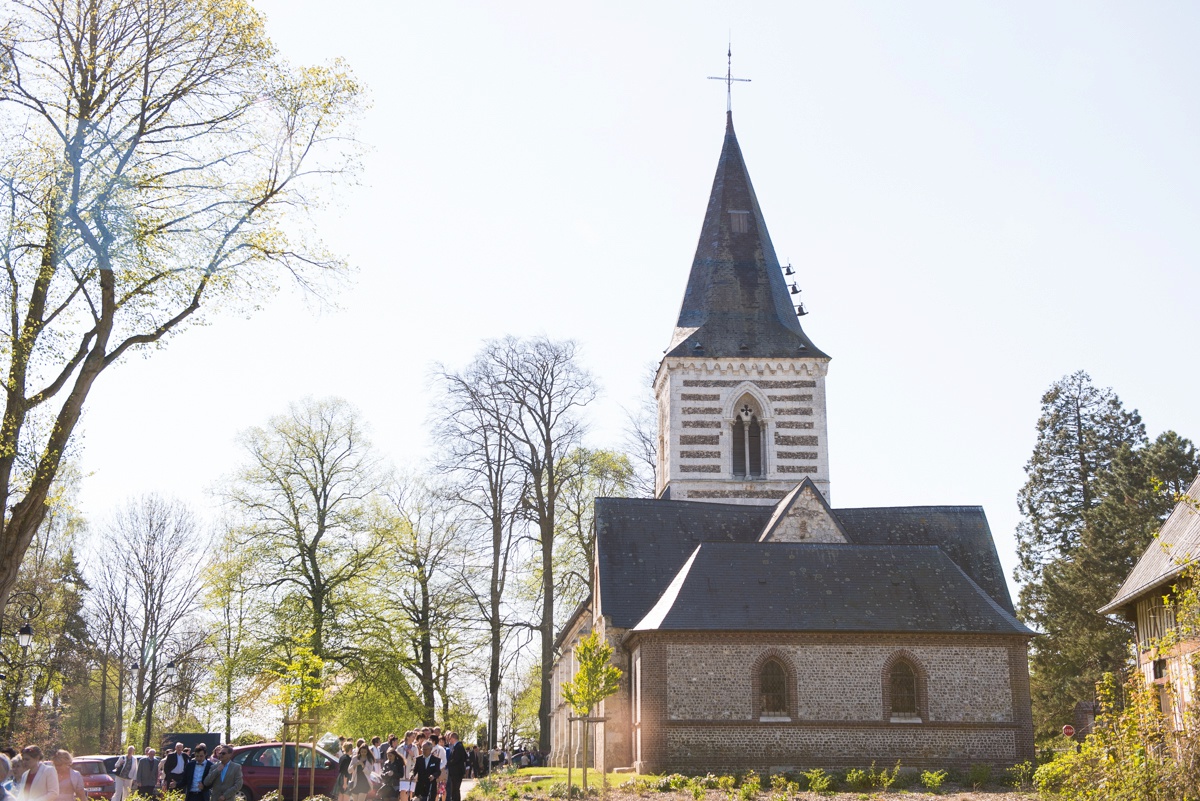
51, 751, 85, 801
397, 731, 417, 801
347, 745, 373, 801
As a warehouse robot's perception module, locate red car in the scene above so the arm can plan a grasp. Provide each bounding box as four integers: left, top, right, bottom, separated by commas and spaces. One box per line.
228, 743, 342, 801
73, 758, 115, 800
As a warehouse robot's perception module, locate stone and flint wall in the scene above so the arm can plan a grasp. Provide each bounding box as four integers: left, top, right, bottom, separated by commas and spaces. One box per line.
628, 632, 1035, 772
654, 358, 832, 505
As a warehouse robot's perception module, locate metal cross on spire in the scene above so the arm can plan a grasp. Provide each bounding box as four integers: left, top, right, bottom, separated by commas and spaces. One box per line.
708, 45, 750, 112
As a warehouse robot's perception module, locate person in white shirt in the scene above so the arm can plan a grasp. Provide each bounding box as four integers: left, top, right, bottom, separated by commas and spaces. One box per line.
112, 747, 137, 801
16, 746, 58, 801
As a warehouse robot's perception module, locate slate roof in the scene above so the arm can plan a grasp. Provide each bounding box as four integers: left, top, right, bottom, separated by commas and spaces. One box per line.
595, 496, 1017, 629
630, 542, 1033, 636
664, 112, 828, 360
1100, 474, 1200, 615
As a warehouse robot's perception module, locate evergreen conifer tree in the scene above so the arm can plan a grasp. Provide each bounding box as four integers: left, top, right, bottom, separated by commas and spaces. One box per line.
1015, 372, 1200, 736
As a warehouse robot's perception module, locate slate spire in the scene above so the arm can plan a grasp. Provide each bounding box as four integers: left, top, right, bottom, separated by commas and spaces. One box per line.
665, 112, 828, 360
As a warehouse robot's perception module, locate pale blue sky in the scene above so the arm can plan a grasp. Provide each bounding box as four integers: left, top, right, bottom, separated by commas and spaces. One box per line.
77, 1, 1200, 592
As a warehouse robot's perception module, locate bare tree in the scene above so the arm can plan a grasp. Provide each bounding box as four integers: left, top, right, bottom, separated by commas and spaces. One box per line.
226, 397, 386, 666
621, 362, 660, 499
97, 494, 206, 748
434, 354, 526, 748
0, 0, 362, 615
385, 480, 473, 726
495, 337, 597, 751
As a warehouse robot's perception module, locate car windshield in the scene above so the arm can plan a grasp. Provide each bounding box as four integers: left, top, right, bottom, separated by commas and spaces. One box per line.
75, 763, 103, 776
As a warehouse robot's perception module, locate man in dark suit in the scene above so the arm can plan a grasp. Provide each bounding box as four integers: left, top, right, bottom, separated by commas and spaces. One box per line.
162, 743, 189, 792
411, 741, 440, 801
181, 744, 216, 801
202, 746, 242, 801
444, 733, 466, 801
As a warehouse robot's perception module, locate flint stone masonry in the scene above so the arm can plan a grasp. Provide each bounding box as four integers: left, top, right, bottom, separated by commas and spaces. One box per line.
682, 420, 722, 428
682, 407, 722, 415
776, 435, 818, 446
776, 421, 814, 429
775, 407, 814, 416
665, 643, 1014, 722
681, 450, 721, 459
769, 394, 813, 402
680, 393, 720, 401
778, 466, 819, 473
777, 451, 819, 460
680, 435, 720, 445
680, 464, 721, 473
686, 489, 789, 499
762, 485, 847, 543
663, 726, 1018, 769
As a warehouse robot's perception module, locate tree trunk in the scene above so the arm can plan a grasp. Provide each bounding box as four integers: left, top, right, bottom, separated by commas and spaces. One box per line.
538, 516, 554, 752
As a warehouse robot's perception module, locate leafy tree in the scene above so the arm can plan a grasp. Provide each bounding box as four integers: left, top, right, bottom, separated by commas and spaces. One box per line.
202, 532, 268, 744
0, 0, 361, 617
555, 448, 636, 611
560, 630, 621, 792
227, 397, 386, 666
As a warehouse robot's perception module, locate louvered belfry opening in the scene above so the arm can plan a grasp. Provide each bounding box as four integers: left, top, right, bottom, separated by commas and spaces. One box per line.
731, 395, 764, 479
890, 660, 918, 716
760, 659, 787, 715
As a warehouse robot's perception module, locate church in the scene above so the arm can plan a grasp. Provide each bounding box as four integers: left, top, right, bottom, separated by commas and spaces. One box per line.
549, 110, 1036, 772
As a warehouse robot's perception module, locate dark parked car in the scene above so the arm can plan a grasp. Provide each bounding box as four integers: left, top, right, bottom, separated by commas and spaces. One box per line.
73, 758, 116, 799
228, 743, 342, 801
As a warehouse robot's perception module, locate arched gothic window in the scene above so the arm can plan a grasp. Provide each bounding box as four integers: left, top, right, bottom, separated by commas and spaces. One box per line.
884, 655, 926, 722
731, 396, 765, 479
759, 658, 787, 716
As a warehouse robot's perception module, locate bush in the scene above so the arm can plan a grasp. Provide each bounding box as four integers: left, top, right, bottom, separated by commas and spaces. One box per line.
716, 776, 736, 793
843, 768, 871, 791
801, 769, 832, 794
966, 763, 991, 788
1032, 760, 1071, 795
736, 772, 760, 801
1007, 760, 1035, 790
768, 774, 798, 796
919, 770, 947, 792
870, 762, 901, 791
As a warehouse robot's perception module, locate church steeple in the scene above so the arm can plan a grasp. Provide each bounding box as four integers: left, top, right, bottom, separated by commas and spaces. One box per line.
654, 112, 832, 506
666, 113, 827, 360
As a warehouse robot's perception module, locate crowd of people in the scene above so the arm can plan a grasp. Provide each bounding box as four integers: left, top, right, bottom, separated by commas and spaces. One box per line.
0, 731, 543, 801
0, 743, 243, 801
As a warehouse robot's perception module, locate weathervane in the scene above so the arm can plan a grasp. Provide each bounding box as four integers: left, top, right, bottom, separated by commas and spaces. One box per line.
708, 44, 750, 112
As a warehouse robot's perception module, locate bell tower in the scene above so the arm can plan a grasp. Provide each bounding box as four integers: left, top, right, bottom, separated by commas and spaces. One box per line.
655, 112, 831, 505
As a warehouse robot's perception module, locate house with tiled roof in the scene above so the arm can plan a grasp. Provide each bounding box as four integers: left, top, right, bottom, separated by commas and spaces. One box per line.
1100, 475, 1200, 730
548, 111, 1035, 773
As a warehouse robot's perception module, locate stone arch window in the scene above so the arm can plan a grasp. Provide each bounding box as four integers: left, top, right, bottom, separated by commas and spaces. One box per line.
882, 652, 928, 723
731, 394, 765, 479
751, 650, 795, 720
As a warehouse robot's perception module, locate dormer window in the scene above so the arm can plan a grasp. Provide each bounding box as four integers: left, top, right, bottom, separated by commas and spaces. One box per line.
732, 396, 764, 479
729, 210, 751, 233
